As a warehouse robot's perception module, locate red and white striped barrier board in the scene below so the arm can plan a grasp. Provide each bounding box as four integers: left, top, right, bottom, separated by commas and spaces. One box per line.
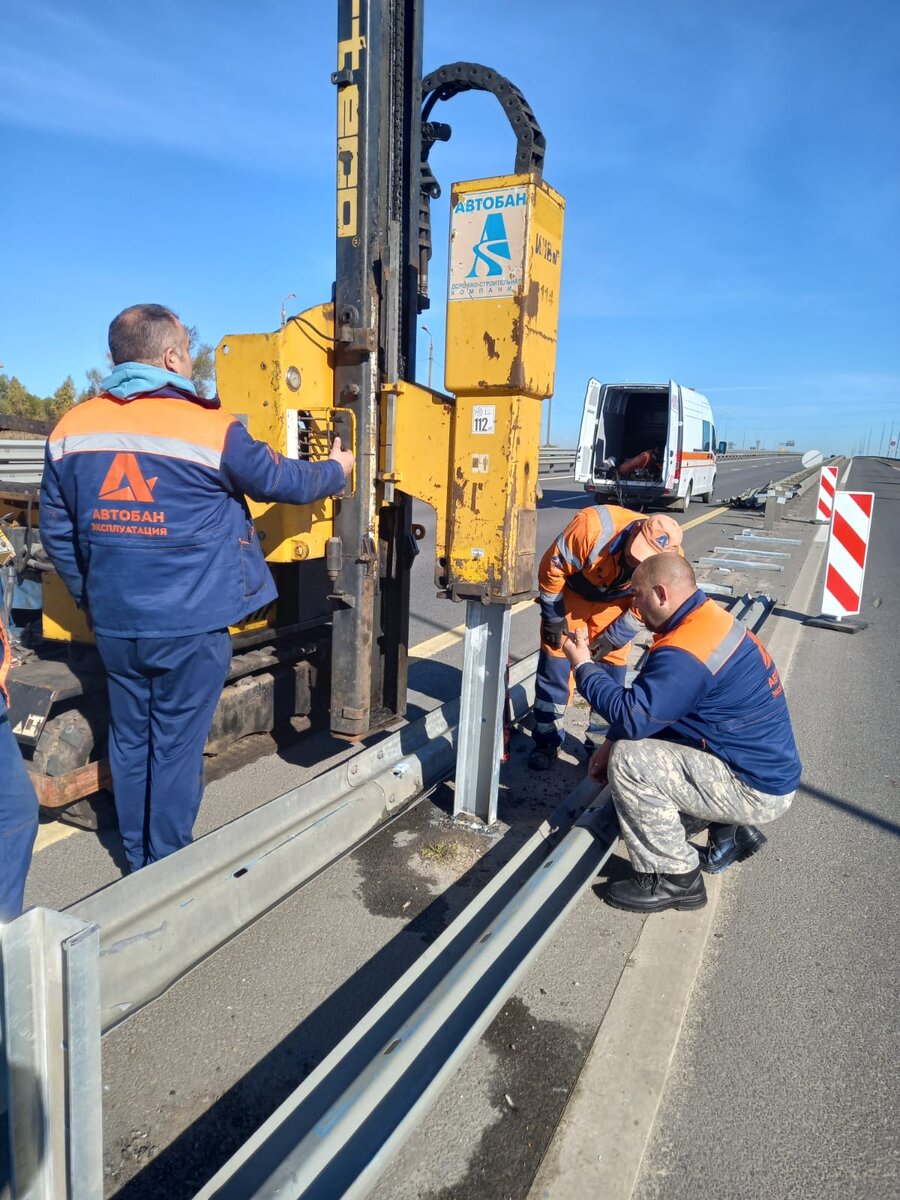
822, 491, 874, 618
816, 464, 839, 523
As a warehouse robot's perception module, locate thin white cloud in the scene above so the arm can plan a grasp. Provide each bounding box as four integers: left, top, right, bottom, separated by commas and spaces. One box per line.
0, 2, 333, 173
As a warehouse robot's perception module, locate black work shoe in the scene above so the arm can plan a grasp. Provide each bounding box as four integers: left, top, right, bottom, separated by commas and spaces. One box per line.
698, 823, 767, 874
605, 868, 707, 913
528, 744, 559, 771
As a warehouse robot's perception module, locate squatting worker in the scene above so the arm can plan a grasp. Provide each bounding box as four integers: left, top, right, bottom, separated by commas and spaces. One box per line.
0, 613, 39, 921
40, 304, 354, 873
562, 555, 801, 912
530, 505, 684, 771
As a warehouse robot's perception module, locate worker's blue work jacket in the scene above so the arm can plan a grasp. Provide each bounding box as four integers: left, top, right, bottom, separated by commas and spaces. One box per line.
573, 590, 802, 796
40, 365, 345, 638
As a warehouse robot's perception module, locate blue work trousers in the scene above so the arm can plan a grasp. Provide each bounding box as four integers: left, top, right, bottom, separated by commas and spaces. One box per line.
95, 630, 231, 872
533, 653, 627, 750
0, 696, 39, 921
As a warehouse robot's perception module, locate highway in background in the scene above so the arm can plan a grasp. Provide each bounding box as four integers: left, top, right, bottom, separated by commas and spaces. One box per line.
407, 453, 804, 672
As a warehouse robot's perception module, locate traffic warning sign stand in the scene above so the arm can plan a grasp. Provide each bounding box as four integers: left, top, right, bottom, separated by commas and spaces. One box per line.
815, 463, 839, 523
804, 490, 874, 634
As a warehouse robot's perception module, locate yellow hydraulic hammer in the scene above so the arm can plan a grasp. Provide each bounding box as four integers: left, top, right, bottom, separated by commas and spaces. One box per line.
383, 173, 565, 604
382, 172, 565, 824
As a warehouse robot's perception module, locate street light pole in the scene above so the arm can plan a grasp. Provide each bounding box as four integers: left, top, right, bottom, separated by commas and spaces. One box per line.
421, 325, 434, 390
544, 395, 552, 446
281, 293, 296, 328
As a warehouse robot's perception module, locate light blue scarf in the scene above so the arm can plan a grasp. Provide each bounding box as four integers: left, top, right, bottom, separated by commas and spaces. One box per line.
101, 362, 198, 399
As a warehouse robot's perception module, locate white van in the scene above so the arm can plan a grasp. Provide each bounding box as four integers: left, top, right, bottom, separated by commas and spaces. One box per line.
574, 379, 721, 512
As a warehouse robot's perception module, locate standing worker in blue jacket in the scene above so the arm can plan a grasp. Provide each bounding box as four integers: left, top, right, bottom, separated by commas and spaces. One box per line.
563, 554, 801, 912
0, 613, 39, 920
40, 304, 354, 873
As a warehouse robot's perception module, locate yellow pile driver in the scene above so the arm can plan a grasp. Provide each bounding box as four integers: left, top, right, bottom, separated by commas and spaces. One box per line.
1, 0, 564, 822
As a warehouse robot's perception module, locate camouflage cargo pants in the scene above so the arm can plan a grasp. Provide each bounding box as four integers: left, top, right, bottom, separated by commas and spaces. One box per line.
607, 737, 795, 875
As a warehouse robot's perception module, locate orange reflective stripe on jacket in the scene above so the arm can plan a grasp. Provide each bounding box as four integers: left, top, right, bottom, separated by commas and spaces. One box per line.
48, 396, 236, 470
651, 597, 746, 673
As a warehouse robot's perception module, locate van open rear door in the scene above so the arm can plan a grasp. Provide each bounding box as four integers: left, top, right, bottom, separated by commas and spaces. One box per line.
574, 378, 604, 484
663, 378, 682, 491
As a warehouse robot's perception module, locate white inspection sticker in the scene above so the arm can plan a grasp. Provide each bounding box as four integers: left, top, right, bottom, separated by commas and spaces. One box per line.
472, 405, 496, 435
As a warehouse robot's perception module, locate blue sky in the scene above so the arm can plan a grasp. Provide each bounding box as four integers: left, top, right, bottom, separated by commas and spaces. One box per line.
1, 0, 897, 455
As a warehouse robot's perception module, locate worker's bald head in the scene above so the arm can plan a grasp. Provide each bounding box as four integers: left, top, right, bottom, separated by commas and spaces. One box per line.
631, 553, 698, 631
633, 552, 696, 595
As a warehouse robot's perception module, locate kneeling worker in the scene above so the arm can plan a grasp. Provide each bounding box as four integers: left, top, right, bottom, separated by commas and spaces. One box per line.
531, 506, 683, 770
563, 555, 801, 912
41, 304, 354, 873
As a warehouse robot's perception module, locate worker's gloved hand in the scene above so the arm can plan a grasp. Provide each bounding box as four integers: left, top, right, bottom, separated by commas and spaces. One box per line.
541, 617, 569, 649
588, 633, 614, 660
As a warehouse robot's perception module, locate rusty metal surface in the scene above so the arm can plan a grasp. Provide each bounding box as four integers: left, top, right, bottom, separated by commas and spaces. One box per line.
30, 758, 112, 809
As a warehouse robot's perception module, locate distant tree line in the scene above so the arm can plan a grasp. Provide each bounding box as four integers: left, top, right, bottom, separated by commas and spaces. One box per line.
0, 328, 216, 426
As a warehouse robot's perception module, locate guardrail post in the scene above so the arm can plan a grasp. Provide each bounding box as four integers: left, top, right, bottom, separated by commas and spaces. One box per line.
763, 489, 778, 530
1, 909, 103, 1199
454, 601, 511, 825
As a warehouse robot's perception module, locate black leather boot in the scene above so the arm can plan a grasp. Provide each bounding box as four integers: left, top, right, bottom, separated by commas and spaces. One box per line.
605, 866, 707, 913
528, 743, 559, 771
698, 823, 767, 874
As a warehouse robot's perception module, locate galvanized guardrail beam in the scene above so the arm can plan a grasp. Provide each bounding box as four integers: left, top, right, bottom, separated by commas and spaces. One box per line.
194, 781, 616, 1200
66, 652, 539, 1034
0, 909, 102, 1198
0, 438, 47, 485
194, 587, 780, 1199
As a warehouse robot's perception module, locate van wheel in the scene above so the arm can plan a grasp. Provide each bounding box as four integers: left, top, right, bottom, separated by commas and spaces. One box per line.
698, 476, 715, 504
677, 485, 692, 513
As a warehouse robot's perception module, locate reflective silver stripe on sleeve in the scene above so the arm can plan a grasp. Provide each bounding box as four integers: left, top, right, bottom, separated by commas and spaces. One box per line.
585, 506, 617, 568
705, 619, 746, 674
538, 589, 564, 607
554, 535, 583, 571
49, 432, 222, 469
596, 609, 643, 653
618, 610, 644, 638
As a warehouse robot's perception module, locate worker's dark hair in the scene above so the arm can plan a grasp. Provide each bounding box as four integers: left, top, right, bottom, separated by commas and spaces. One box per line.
634, 552, 696, 593
108, 304, 184, 366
